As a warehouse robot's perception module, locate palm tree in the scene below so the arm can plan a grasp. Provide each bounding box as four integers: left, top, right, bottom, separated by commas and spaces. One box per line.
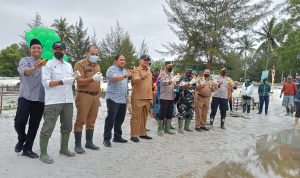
51, 17, 73, 45
237, 35, 256, 80
254, 17, 280, 70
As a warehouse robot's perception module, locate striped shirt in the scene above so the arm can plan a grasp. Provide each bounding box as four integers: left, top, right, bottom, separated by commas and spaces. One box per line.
106, 64, 128, 104
17, 56, 45, 102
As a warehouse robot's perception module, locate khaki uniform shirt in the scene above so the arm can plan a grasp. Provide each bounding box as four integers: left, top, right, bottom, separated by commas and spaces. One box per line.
195, 77, 214, 97
131, 66, 153, 100
74, 59, 101, 92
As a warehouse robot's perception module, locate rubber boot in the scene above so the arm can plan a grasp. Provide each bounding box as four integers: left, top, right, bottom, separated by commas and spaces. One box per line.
59, 133, 75, 157
210, 116, 215, 128
165, 119, 175, 134
291, 106, 294, 115
221, 117, 226, 129
294, 118, 299, 127
184, 119, 193, 132
163, 119, 167, 133
85, 129, 99, 150
74, 132, 85, 154
157, 120, 164, 136
286, 107, 290, 116
39, 135, 53, 164
178, 119, 184, 134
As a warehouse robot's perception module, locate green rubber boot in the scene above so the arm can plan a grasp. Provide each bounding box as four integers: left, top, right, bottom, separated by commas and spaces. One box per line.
184, 119, 193, 132
39, 135, 54, 164
60, 133, 75, 157
178, 119, 184, 134
157, 120, 164, 136
165, 119, 175, 134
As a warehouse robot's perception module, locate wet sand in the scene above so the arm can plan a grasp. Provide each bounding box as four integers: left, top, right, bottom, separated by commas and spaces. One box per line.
0, 87, 298, 178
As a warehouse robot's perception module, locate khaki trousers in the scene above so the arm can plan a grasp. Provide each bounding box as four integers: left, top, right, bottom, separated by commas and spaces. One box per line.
74, 92, 100, 132
195, 96, 211, 128
130, 99, 151, 137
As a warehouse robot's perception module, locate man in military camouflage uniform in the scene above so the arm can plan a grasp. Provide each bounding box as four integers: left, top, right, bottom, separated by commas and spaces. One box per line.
177, 70, 197, 134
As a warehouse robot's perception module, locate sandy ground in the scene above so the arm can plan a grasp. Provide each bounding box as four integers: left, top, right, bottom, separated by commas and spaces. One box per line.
0, 87, 297, 178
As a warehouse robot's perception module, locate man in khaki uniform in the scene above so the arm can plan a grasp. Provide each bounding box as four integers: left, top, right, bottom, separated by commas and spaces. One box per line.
130, 54, 153, 143
194, 69, 215, 132
73, 45, 103, 154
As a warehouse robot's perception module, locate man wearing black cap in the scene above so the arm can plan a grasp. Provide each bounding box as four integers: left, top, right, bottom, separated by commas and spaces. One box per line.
14, 39, 45, 159
130, 54, 153, 142
39, 42, 75, 164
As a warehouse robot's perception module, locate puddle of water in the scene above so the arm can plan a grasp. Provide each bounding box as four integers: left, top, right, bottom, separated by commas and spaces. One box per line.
204, 129, 300, 178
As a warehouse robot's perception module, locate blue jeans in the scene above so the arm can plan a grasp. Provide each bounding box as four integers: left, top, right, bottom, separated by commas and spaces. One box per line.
259, 96, 269, 114
103, 99, 127, 141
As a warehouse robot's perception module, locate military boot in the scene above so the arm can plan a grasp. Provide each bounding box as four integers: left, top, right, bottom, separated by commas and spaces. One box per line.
165, 119, 175, 134
184, 119, 193, 132
74, 132, 85, 154
39, 135, 53, 164
85, 129, 99, 150
178, 119, 184, 134
157, 120, 164, 136
60, 133, 75, 157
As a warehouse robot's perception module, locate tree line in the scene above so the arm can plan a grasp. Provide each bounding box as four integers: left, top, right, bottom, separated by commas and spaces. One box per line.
1, 0, 300, 82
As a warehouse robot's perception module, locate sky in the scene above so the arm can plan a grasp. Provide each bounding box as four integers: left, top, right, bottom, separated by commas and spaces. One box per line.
0, 0, 285, 61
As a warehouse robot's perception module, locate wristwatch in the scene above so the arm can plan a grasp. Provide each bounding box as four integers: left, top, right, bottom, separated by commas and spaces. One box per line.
59, 80, 64, 85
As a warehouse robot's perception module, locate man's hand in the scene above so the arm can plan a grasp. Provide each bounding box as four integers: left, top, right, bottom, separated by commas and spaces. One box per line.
126, 71, 132, 78
34, 59, 45, 69
92, 72, 103, 81
62, 78, 75, 85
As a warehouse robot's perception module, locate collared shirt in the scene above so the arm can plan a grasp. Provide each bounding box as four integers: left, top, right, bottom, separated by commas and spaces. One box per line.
131, 66, 153, 100
17, 56, 45, 102
281, 82, 298, 96
42, 58, 74, 105
195, 77, 214, 97
158, 71, 174, 100
74, 58, 100, 92
212, 75, 231, 99
106, 64, 128, 104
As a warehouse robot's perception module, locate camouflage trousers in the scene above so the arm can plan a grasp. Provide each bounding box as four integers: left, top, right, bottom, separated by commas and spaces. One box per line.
177, 101, 194, 120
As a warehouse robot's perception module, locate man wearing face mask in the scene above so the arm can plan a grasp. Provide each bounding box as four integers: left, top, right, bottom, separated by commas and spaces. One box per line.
177, 69, 197, 133
73, 45, 102, 153
258, 78, 271, 115
40, 42, 75, 164
194, 69, 215, 132
157, 63, 175, 136
241, 78, 254, 114
209, 68, 232, 129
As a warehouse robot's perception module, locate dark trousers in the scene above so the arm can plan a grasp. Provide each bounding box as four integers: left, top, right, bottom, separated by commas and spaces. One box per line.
242, 96, 251, 113
259, 96, 269, 114
159, 99, 174, 120
103, 99, 127, 141
210, 97, 228, 119
14, 97, 44, 151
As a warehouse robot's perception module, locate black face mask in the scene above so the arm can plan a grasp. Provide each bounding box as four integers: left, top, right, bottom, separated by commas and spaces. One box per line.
167, 68, 173, 73
204, 74, 210, 78
54, 52, 64, 59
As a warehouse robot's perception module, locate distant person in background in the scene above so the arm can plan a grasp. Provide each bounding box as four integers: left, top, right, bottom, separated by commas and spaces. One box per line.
295, 75, 300, 90
280, 75, 298, 116
294, 88, 300, 127
241, 78, 254, 114
258, 78, 271, 115
14, 39, 45, 159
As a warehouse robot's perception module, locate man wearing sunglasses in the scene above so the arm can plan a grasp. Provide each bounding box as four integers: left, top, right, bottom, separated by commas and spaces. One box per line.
130, 54, 153, 143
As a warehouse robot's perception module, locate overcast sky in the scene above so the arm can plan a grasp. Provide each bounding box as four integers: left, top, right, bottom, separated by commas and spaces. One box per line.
0, 0, 285, 60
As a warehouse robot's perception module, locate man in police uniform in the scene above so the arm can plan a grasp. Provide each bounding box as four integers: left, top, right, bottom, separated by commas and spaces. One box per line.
73, 45, 103, 154
130, 54, 153, 143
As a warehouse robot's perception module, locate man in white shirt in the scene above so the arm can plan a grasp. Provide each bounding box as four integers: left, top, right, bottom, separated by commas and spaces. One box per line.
39, 42, 75, 164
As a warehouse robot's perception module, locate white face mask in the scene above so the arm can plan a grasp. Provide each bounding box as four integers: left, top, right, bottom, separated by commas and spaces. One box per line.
89, 55, 100, 63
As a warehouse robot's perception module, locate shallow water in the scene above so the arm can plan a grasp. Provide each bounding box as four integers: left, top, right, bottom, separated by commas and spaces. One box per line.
204, 129, 300, 178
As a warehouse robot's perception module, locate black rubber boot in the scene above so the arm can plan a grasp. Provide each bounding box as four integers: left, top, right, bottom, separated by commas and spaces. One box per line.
74, 132, 85, 154
210, 116, 215, 128
85, 129, 99, 150
221, 117, 226, 129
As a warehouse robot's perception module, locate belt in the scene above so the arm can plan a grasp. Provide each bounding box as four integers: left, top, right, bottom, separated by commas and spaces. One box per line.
78, 91, 99, 96
198, 93, 210, 98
